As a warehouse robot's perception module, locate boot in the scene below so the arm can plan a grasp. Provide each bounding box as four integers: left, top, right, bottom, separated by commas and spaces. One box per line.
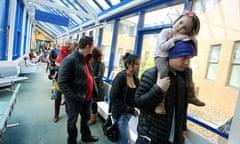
53, 100, 61, 123
155, 98, 166, 115
88, 113, 97, 125
185, 67, 205, 107
187, 84, 205, 106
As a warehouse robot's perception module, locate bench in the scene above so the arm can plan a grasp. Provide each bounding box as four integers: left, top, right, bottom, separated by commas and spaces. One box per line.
0, 84, 20, 141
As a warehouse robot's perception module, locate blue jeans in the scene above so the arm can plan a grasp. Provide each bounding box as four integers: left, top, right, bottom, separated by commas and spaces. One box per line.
116, 113, 132, 144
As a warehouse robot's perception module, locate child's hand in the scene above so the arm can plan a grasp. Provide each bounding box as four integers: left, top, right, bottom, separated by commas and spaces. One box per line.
156, 72, 170, 92
174, 34, 189, 41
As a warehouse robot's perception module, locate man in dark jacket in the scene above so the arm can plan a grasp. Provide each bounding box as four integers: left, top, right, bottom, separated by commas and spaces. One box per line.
135, 40, 196, 144
58, 36, 99, 144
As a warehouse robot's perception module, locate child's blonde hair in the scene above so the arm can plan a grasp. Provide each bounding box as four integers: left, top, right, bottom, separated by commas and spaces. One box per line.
173, 10, 200, 37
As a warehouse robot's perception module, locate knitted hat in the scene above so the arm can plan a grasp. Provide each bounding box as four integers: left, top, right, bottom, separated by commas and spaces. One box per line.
168, 40, 196, 59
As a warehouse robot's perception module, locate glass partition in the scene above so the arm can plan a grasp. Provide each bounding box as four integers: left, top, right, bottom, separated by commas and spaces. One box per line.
189, 0, 240, 143
113, 15, 138, 74
101, 22, 114, 77
144, 3, 184, 27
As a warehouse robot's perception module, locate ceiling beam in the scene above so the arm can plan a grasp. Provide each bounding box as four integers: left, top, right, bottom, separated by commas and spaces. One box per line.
35, 25, 55, 41
28, 0, 91, 19
78, 0, 98, 23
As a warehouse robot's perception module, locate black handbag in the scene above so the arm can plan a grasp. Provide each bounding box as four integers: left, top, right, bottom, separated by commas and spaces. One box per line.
102, 115, 119, 142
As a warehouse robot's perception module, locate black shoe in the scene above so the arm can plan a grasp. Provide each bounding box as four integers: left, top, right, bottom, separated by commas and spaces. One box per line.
82, 136, 99, 142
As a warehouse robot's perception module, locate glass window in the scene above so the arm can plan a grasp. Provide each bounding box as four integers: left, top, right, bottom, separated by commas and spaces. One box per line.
229, 42, 240, 87
102, 22, 114, 77
113, 16, 138, 73
144, 3, 184, 27
206, 45, 221, 80
139, 34, 158, 77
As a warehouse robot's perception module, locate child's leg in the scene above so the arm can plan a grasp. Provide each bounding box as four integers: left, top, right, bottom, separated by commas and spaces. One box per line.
155, 57, 168, 78
154, 57, 168, 114
185, 67, 205, 106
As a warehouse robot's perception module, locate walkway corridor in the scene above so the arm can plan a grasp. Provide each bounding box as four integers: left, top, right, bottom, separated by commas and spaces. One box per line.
0, 63, 111, 144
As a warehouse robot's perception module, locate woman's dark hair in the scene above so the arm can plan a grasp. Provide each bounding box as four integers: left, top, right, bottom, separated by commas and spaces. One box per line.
92, 48, 103, 61
122, 52, 139, 69
79, 36, 93, 49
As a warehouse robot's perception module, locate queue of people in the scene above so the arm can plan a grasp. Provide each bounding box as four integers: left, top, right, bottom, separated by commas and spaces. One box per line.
41, 9, 205, 144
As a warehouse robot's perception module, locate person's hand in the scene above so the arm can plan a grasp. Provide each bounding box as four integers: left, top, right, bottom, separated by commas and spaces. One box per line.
173, 34, 189, 41
133, 109, 139, 117
182, 131, 187, 140
156, 72, 170, 92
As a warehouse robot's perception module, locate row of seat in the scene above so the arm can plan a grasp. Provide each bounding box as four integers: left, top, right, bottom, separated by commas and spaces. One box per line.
0, 84, 21, 141
0, 55, 38, 88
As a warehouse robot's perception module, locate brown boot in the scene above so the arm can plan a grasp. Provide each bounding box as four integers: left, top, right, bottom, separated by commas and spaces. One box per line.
154, 98, 166, 114
88, 113, 97, 125
187, 84, 205, 106
185, 67, 205, 106
53, 100, 61, 123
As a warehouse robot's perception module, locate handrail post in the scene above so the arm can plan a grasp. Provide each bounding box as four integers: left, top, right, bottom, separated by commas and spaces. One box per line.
228, 86, 240, 144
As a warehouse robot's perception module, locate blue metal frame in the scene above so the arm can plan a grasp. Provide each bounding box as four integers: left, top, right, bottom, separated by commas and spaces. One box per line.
97, 28, 103, 48
107, 19, 119, 79
99, 0, 183, 22
23, 14, 29, 54
187, 113, 229, 139
0, 0, 10, 60
89, 31, 93, 38
13, 0, 24, 60
104, 0, 112, 7
92, 0, 104, 11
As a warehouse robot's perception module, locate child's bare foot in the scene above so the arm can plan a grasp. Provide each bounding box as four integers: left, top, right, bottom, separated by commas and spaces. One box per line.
155, 103, 166, 114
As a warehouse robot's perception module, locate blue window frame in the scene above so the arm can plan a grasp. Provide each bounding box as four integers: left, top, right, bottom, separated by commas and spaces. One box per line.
0, 0, 10, 60
23, 14, 29, 54
12, 0, 24, 60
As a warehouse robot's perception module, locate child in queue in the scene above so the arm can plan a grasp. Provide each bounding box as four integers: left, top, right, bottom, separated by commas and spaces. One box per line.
154, 10, 205, 114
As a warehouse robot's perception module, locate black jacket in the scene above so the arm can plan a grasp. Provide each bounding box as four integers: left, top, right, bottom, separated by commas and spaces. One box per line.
57, 50, 98, 103
110, 70, 139, 119
135, 67, 187, 144
93, 61, 105, 101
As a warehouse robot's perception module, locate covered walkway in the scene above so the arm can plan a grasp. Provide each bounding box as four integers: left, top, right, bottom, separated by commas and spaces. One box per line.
0, 63, 110, 144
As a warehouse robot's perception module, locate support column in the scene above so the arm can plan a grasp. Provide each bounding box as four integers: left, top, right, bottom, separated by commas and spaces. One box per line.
7, 0, 17, 61
228, 86, 240, 144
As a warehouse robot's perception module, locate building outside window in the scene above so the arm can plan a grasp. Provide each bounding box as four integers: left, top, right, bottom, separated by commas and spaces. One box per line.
228, 41, 240, 88
206, 45, 221, 80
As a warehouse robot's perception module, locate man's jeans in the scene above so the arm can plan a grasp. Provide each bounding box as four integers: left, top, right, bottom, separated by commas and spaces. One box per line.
67, 100, 91, 144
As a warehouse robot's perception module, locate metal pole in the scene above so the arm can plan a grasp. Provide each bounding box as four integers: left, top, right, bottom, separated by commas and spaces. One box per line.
228, 86, 240, 144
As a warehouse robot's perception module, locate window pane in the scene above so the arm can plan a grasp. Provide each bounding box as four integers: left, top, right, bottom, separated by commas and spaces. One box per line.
206, 63, 218, 80
209, 45, 220, 62
113, 16, 138, 73
144, 3, 184, 27
233, 42, 240, 63
139, 34, 158, 77
102, 22, 113, 77
229, 65, 240, 88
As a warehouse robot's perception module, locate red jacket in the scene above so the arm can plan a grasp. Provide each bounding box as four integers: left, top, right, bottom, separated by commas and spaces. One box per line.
55, 47, 71, 63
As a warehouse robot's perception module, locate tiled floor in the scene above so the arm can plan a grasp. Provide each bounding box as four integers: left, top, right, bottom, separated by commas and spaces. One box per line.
0, 63, 112, 144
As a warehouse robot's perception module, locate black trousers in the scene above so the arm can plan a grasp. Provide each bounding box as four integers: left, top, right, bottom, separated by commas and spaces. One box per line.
91, 101, 98, 113
67, 100, 91, 144
136, 136, 173, 144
